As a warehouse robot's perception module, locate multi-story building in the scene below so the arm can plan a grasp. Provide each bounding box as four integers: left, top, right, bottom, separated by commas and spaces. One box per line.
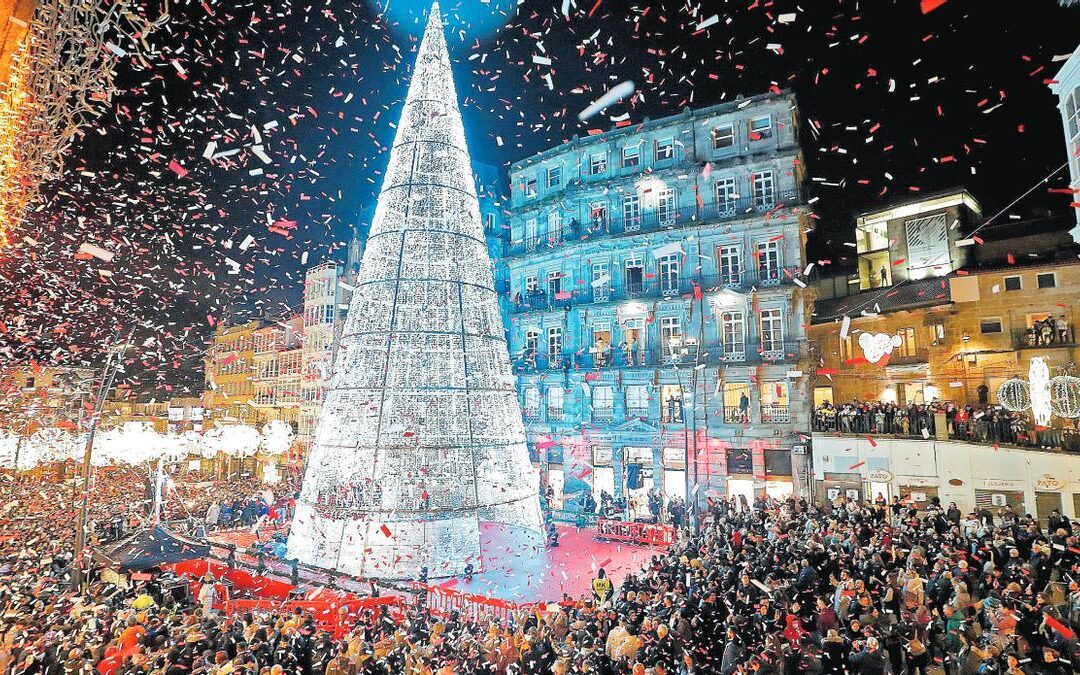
203, 319, 262, 425
298, 263, 351, 441
1051, 41, 1080, 245
252, 315, 305, 430
0, 365, 96, 433
809, 190, 1080, 409
503, 91, 814, 511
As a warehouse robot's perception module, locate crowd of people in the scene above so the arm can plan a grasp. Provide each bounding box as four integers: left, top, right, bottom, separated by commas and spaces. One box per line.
0, 465, 1079, 674
813, 401, 1080, 452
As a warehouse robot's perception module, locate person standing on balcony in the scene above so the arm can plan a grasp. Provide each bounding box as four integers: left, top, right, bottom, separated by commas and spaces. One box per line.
1059, 314, 1069, 344
594, 336, 610, 367
739, 392, 750, 423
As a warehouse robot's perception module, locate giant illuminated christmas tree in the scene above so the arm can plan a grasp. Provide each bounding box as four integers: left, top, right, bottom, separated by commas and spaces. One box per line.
287, 1, 542, 579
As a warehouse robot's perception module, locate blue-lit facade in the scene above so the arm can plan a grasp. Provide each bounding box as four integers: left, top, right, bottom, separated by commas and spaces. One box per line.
503, 92, 814, 512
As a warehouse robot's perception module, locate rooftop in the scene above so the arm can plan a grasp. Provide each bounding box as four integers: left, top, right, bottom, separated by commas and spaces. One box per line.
509, 90, 796, 172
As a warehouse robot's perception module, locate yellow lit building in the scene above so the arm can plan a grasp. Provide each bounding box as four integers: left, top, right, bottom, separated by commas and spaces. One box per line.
203, 320, 262, 426
810, 190, 1080, 409
0, 0, 36, 84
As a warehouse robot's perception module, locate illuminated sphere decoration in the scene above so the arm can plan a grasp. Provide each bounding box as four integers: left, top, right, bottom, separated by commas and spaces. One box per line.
1050, 375, 1080, 419
997, 377, 1031, 412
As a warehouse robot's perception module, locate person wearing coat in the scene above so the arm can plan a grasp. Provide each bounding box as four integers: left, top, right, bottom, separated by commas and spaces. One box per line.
720, 627, 746, 675
821, 630, 849, 675
848, 636, 887, 675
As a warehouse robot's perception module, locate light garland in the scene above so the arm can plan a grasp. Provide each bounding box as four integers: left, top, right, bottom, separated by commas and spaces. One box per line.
1050, 374, 1080, 419
996, 377, 1031, 413
0, 421, 293, 471
0, 0, 167, 244
286, 1, 541, 580
1029, 357, 1052, 426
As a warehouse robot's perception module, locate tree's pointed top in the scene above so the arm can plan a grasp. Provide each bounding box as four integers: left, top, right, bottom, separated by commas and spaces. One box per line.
427, 1, 443, 30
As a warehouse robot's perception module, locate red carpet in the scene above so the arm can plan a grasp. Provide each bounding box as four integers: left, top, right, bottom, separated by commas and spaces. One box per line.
211, 522, 660, 604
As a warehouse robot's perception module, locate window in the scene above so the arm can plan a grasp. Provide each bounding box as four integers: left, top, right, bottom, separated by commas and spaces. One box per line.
484, 212, 495, 231
654, 138, 675, 161
660, 384, 684, 423
546, 166, 561, 189
588, 202, 608, 229
756, 241, 781, 281
1004, 275, 1022, 292
590, 153, 607, 175
525, 274, 538, 294
723, 383, 751, 423
524, 329, 539, 353
1037, 273, 1057, 289
658, 253, 680, 294
524, 217, 538, 250
895, 327, 916, 357
760, 381, 789, 423
591, 262, 610, 301
547, 387, 564, 421
932, 322, 945, 341
752, 170, 775, 208
657, 188, 676, 224
547, 211, 563, 242
621, 144, 640, 168
840, 335, 854, 362
749, 115, 773, 140
718, 245, 741, 285
623, 193, 641, 230
660, 316, 683, 360
624, 256, 644, 295
715, 178, 737, 214
592, 386, 614, 421
547, 327, 563, 360
547, 270, 562, 297
721, 311, 745, 356
524, 388, 540, 420
524, 176, 538, 198
711, 124, 734, 150
760, 309, 783, 352
980, 318, 1003, 335
626, 385, 649, 417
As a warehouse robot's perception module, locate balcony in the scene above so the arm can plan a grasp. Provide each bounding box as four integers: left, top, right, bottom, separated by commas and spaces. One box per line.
523, 409, 540, 423
592, 408, 614, 423
506, 192, 799, 257
886, 347, 929, 367
1012, 327, 1077, 351
547, 408, 564, 422
511, 340, 804, 374
510, 268, 805, 314
722, 405, 751, 424
626, 406, 649, 419
760, 403, 791, 424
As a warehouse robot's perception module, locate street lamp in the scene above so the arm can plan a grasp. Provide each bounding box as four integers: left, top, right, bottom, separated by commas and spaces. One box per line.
71, 333, 133, 591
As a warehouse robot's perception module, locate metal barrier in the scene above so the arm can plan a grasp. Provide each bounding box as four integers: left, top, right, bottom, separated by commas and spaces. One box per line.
596, 518, 676, 547
416, 583, 534, 624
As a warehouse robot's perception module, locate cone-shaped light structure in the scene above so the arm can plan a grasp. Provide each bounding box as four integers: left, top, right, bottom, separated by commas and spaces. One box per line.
287, 2, 542, 579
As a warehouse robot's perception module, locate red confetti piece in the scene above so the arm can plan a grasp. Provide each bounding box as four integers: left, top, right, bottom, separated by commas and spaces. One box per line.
920, 0, 947, 13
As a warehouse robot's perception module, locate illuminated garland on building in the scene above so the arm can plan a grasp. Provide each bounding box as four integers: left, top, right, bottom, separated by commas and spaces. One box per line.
0, 0, 167, 244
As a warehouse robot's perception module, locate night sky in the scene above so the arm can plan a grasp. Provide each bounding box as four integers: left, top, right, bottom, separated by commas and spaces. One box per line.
1, 0, 1077, 398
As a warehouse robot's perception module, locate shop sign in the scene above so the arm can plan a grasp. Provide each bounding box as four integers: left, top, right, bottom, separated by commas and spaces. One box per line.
1035, 474, 1065, 491
980, 478, 1022, 490
792, 444, 808, 455
866, 469, 893, 482
901, 476, 936, 487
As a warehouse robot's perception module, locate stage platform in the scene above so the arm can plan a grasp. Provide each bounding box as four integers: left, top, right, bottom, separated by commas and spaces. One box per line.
209, 522, 661, 604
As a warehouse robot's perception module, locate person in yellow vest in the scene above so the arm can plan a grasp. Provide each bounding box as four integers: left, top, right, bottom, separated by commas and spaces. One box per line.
592, 568, 614, 606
